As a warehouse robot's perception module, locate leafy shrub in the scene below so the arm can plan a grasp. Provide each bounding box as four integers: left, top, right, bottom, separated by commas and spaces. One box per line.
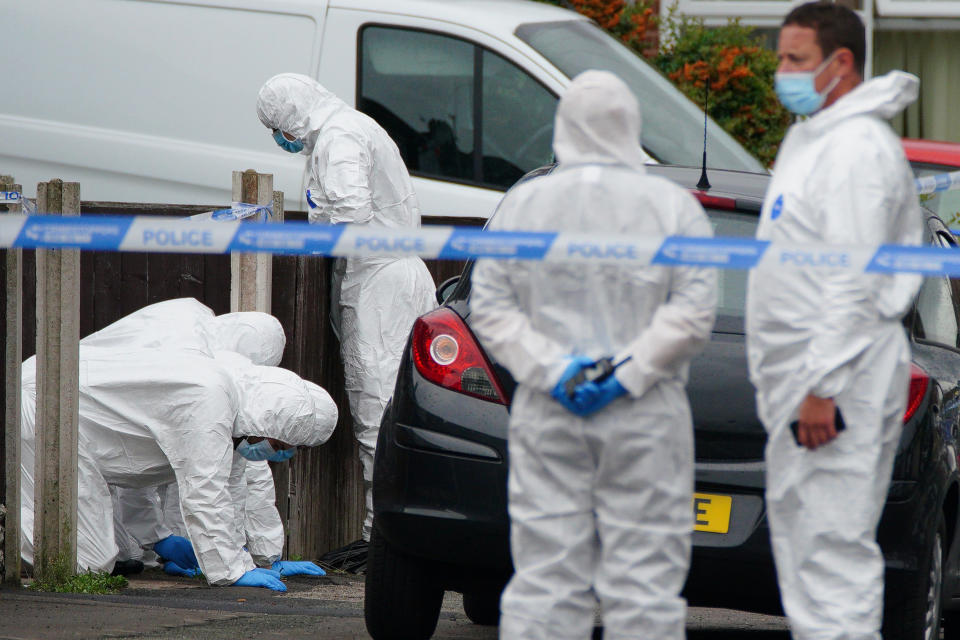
653, 10, 791, 167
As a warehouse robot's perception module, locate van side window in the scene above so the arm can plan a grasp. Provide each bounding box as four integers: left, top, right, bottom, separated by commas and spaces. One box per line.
481, 50, 557, 187
359, 25, 557, 191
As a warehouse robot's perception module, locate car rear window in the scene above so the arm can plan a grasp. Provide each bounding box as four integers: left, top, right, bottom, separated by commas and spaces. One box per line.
708, 209, 758, 319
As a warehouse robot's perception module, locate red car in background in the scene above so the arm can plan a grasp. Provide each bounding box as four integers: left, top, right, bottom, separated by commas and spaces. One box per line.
904, 138, 960, 228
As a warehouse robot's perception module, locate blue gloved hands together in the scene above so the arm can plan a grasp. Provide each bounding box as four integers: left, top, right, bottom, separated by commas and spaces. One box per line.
153, 535, 199, 571
550, 356, 596, 416
271, 560, 326, 577
163, 561, 202, 578
233, 567, 287, 591
575, 373, 628, 416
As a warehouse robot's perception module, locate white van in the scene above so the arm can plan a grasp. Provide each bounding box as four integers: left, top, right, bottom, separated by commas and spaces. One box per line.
2, 0, 765, 216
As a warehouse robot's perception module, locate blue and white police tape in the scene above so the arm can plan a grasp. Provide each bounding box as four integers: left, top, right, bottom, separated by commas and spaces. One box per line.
187, 202, 272, 222
916, 170, 960, 196
5, 213, 960, 276
0, 194, 269, 221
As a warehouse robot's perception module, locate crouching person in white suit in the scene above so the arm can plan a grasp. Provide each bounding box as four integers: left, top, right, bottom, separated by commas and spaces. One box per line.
20, 350, 337, 591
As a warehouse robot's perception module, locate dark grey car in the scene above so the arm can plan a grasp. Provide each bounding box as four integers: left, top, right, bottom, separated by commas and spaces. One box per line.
365, 164, 960, 640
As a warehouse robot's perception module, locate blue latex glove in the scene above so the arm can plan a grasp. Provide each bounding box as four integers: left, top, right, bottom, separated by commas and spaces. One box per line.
233, 567, 287, 592
575, 373, 629, 416
153, 535, 199, 570
550, 356, 596, 416
272, 560, 326, 577
163, 561, 202, 578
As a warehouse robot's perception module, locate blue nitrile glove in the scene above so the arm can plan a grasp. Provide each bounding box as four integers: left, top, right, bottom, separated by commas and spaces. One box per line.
153, 535, 199, 571
163, 561, 202, 578
550, 356, 597, 416
272, 560, 326, 577
233, 567, 287, 591
574, 373, 628, 416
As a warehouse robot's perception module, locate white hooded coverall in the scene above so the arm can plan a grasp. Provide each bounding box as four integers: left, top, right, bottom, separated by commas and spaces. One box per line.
470, 70, 717, 640
256, 73, 437, 540
79, 299, 289, 568
115, 459, 284, 569
745, 71, 923, 640
20, 351, 337, 584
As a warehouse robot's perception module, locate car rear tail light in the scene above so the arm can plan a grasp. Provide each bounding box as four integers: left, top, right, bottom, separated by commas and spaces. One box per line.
691, 192, 737, 211
903, 363, 930, 423
412, 308, 508, 405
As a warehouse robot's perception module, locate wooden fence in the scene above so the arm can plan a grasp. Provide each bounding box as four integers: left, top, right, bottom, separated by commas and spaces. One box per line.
0, 197, 473, 564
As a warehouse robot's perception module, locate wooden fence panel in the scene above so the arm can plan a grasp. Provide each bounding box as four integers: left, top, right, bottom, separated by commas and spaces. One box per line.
1, 204, 479, 561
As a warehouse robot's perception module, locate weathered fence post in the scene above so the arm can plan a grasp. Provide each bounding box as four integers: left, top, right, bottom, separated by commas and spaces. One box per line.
33, 179, 80, 580
231, 170, 280, 313
230, 172, 298, 550
2, 176, 23, 584
264, 188, 294, 535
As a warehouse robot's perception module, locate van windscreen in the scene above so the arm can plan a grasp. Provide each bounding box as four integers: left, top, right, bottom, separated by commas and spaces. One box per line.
515, 20, 765, 174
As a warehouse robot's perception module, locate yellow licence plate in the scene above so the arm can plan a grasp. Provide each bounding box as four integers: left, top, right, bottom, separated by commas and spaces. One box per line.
693, 493, 732, 534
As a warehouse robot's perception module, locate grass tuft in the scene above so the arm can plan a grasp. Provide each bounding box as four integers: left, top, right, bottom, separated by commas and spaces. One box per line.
30, 569, 128, 594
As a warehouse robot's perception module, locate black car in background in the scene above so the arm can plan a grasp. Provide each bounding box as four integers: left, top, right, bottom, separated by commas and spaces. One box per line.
365, 164, 960, 640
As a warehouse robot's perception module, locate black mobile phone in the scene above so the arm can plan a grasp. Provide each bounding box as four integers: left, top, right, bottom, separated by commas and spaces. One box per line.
564, 358, 615, 399
789, 407, 846, 446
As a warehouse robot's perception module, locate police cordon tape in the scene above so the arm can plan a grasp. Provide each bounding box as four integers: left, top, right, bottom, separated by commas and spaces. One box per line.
2, 166, 960, 275
4, 212, 960, 276
0, 192, 271, 222
916, 169, 960, 195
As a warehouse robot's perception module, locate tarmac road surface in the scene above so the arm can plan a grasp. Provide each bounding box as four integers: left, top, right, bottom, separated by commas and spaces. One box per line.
0, 570, 790, 639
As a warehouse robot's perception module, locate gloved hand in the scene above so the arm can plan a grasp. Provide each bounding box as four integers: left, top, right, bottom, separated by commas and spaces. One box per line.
153, 535, 199, 571
233, 567, 287, 592
271, 560, 326, 577
550, 356, 596, 416
575, 373, 628, 416
163, 561, 202, 578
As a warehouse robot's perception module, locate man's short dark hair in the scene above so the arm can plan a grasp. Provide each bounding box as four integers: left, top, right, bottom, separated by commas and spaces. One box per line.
783, 1, 865, 77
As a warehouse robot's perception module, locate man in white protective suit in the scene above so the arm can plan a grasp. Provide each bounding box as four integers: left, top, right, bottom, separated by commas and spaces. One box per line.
20, 349, 338, 590
45, 297, 307, 577
256, 73, 437, 561
745, 4, 923, 638
470, 70, 717, 640
111, 352, 326, 581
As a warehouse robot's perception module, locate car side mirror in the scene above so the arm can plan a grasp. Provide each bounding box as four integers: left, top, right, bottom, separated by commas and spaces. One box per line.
436, 276, 461, 305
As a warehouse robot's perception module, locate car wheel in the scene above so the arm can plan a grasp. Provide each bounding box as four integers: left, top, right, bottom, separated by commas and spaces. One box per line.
884, 516, 944, 640
463, 588, 502, 626
364, 524, 444, 640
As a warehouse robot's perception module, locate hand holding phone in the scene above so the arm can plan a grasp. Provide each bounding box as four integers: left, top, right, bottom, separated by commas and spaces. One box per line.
789, 407, 846, 447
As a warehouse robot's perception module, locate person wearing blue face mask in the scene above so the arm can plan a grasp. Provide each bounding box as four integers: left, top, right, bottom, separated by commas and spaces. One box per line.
256, 73, 437, 570
18, 348, 338, 591
746, 3, 923, 639
272, 129, 304, 154
235, 436, 296, 462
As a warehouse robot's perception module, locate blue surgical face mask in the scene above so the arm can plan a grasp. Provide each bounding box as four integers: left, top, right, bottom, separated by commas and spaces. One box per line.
236, 438, 277, 462
774, 52, 841, 116
272, 129, 305, 154
268, 447, 296, 462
